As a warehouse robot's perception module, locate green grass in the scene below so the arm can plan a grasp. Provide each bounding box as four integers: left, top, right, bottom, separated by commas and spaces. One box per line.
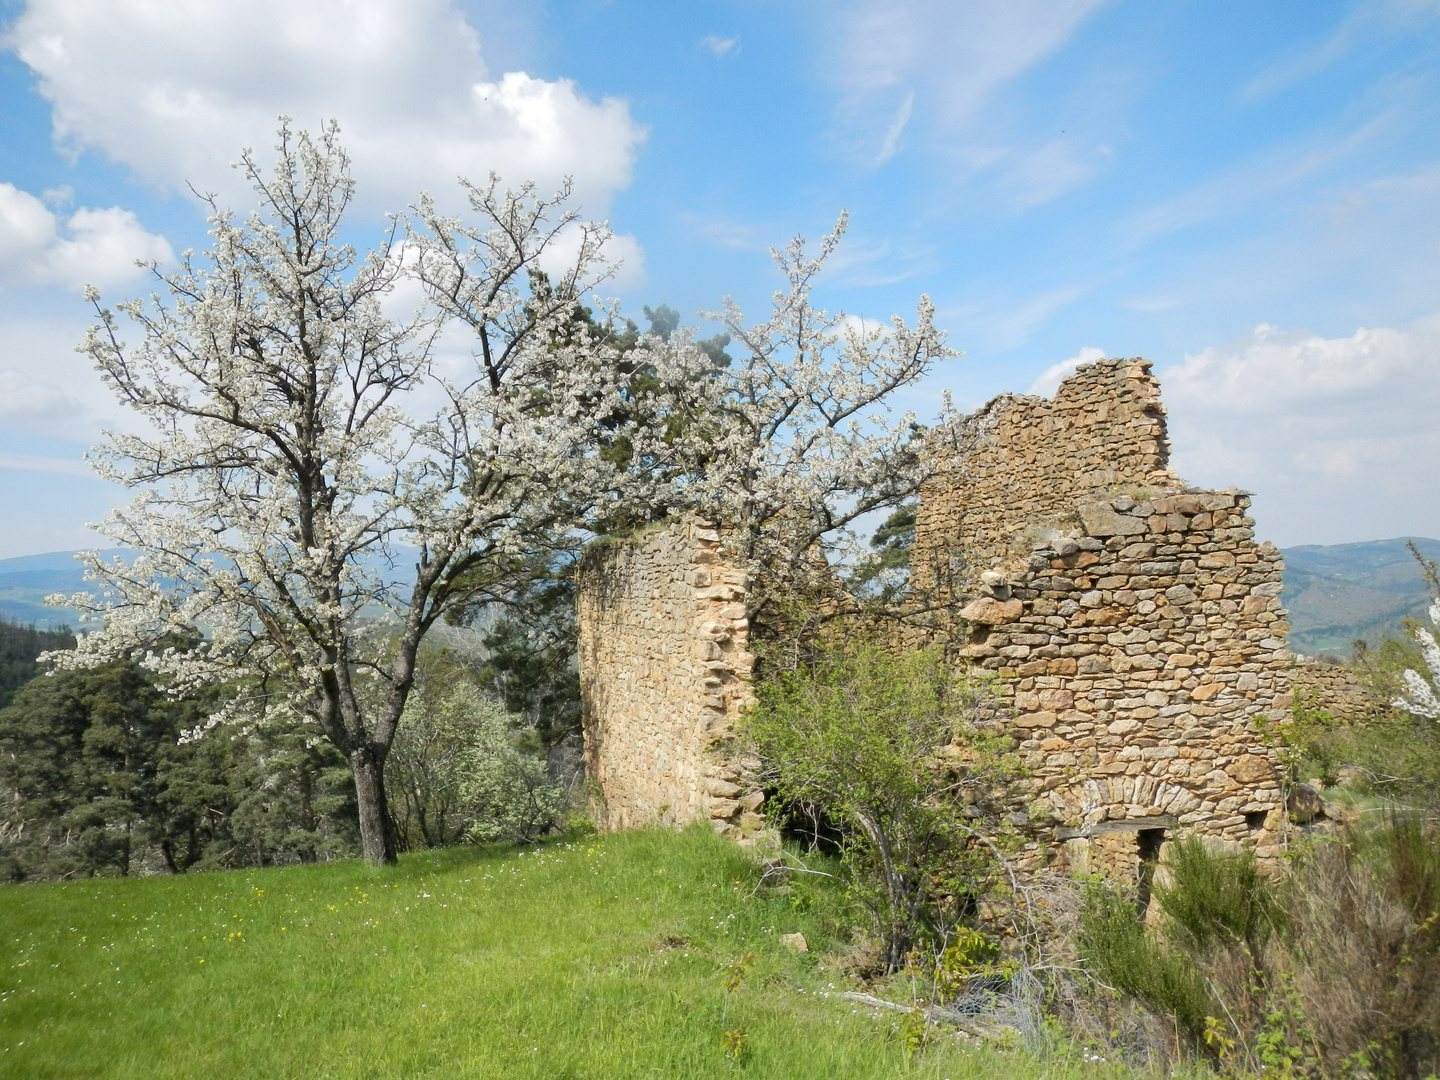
1, 825, 1137, 1079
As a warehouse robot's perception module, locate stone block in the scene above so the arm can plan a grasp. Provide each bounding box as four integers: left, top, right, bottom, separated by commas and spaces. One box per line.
1152, 494, 1205, 515
708, 798, 741, 818
1038, 688, 1074, 711
780, 932, 809, 953
959, 596, 1024, 624
1080, 504, 1147, 537
1226, 756, 1273, 784
1015, 711, 1058, 729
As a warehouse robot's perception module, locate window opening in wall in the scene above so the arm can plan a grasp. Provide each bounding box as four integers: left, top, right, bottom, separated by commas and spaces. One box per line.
1244, 811, 1267, 830
1136, 828, 1167, 913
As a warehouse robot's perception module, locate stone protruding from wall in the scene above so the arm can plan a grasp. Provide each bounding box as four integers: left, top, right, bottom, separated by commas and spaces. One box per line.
577, 518, 760, 833
911, 356, 1292, 878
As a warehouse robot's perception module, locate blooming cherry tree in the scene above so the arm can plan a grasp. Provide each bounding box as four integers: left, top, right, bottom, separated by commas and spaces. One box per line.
56, 123, 649, 863
1394, 599, 1440, 721
653, 215, 960, 634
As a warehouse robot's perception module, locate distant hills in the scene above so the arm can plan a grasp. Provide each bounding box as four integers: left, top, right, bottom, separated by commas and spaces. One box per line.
3, 538, 1437, 657
0, 550, 127, 629
1279, 537, 1440, 658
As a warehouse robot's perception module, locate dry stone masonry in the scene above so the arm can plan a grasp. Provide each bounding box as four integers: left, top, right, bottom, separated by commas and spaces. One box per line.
577, 518, 761, 834
1289, 658, 1382, 722
911, 357, 1290, 879
579, 356, 1298, 882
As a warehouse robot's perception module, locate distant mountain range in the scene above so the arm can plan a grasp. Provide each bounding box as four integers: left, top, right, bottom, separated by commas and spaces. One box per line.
1279, 537, 1440, 658
0, 550, 128, 629
4, 538, 1438, 657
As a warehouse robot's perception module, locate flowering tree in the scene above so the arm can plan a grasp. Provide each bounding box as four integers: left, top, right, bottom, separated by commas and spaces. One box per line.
1394, 599, 1440, 720
650, 215, 960, 637
56, 123, 651, 863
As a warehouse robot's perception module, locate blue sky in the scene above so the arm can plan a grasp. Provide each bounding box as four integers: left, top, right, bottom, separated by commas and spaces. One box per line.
1, 0, 1439, 556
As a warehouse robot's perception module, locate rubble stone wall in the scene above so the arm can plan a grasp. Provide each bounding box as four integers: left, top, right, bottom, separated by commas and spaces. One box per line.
1290, 659, 1386, 722
577, 356, 1297, 881
910, 357, 1291, 878
576, 518, 761, 833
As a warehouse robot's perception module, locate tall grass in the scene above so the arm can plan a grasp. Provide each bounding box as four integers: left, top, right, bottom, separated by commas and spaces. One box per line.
1079, 821, 1440, 1079
1, 825, 1140, 1079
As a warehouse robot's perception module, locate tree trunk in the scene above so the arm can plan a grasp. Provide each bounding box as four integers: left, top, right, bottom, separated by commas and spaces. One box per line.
351, 747, 398, 865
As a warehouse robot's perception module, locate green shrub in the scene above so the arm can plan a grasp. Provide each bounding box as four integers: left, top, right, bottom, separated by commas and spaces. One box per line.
1077, 876, 1216, 1048
391, 682, 568, 847
1157, 837, 1282, 960
1079, 822, 1440, 1078
742, 644, 1015, 974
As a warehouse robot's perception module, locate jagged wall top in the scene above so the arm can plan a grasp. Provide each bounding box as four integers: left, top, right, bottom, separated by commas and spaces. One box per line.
914, 357, 1185, 596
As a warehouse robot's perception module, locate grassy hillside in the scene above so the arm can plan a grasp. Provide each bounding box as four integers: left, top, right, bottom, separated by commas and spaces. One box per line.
0, 827, 1127, 1080
1279, 537, 1440, 656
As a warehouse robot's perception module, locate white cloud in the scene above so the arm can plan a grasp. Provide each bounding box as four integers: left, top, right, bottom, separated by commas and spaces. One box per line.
8, 0, 646, 219
679, 214, 767, 251
0, 368, 92, 433
0, 451, 91, 476
1162, 320, 1440, 545
1122, 115, 1393, 249
1240, 0, 1440, 101
828, 0, 1108, 168
1000, 138, 1112, 209
0, 182, 171, 289
1028, 346, 1105, 397
944, 282, 1094, 353
874, 92, 913, 166
532, 225, 647, 295
702, 36, 738, 58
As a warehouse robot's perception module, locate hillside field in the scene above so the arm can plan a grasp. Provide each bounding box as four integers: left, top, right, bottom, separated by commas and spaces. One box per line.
0, 827, 1134, 1080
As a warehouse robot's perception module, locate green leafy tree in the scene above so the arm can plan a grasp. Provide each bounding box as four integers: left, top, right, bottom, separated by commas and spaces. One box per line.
387, 659, 488, 850
454, 686, 567, 844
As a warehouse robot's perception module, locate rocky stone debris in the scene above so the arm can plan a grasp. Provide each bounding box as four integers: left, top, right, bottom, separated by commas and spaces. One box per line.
1286, 783, 1325, 824
780, 932, 809, 953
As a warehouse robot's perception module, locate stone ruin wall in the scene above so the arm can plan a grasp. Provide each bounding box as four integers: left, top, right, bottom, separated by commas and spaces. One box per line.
910, 357, 1291, 879
1289, 659, 1384, 722
578, 356, 1305, 880
576, 518, 763, 834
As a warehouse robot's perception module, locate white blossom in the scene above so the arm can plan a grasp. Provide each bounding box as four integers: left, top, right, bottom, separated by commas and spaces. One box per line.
48, 122, 652, 863
640, 213, 962, 627
1394, 599, 1440, 720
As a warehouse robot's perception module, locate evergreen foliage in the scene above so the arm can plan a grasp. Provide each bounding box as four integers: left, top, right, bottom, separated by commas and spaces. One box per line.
0, 654, 357, 880
0, 617, 74, 709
